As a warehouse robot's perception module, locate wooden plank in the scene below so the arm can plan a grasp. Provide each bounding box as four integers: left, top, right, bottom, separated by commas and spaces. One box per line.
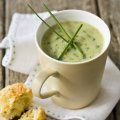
97, 0, 120, 69
106, 113, 114, 120
0, 0, 5, 89
5, 0, 97, 28
97, 0, 120, 120
5, 70, 27, 85
115, 101, 120, 120
5, 0, 97, 84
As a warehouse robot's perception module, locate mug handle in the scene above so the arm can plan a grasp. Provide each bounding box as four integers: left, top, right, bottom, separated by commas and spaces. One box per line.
32, 68, 59, 98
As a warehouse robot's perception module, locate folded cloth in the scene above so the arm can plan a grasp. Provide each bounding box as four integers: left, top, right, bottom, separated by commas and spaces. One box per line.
0, 12, 120, 120
0, 12, 56, 74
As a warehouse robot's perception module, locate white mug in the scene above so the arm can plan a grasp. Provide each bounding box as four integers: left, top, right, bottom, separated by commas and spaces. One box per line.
32, 10, 111, 109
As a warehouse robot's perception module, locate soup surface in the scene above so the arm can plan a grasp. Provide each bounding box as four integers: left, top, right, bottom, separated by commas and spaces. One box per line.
41, 21, 103, 62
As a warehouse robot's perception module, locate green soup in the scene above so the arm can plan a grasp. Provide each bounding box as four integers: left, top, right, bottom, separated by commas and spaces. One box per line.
41, 21, 104, 62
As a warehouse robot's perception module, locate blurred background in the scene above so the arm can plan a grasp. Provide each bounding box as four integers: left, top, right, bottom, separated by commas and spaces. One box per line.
0, 0, 120, 120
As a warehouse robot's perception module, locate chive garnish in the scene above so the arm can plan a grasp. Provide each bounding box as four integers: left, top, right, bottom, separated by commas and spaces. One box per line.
58, 24, 83, 60
28, 4, 68, 43
43, 3, 71, 39
43, 3, 86, 58
74, 43, 86, 58
28, 4, 73, 46
28, 4, 85, 60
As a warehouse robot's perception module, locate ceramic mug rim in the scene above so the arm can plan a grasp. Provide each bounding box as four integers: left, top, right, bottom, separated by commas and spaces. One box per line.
36, 9, 111, 65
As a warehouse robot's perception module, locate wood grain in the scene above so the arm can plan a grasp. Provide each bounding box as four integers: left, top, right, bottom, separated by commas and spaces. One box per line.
5, 0, 97, 28
106, 113, 114, 120
97, 0, 120, 69
0, 0, 5, 89
115, 101, 120, 120
98, 0, 120, 119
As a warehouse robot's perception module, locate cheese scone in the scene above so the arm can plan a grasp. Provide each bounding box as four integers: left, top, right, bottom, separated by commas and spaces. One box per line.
19, 107, 46, 120
0, 83, 33, 120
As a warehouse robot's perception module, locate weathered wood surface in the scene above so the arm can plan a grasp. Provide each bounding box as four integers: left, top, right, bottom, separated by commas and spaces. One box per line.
98, 0, 120, 69
106, 113, 115, 120
0, 0, 5, 90
98, 0, 120, 120
0, 0, 119, 119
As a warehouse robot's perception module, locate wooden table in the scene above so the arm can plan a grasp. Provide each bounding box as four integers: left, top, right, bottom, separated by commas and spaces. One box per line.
0, 0, 120, 119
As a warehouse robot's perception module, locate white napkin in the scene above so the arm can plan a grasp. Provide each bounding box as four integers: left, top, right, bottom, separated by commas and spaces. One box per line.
0, 12, 56, 74
0, 12, 120, 120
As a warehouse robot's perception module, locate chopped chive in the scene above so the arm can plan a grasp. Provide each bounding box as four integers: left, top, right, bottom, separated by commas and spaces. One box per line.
88, 34, 91, 38
56, 36, 59, 40
74, 43, 86, 58
86, 47, 89, 50
55, 44, 58, 46
96, 45, 100, 48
